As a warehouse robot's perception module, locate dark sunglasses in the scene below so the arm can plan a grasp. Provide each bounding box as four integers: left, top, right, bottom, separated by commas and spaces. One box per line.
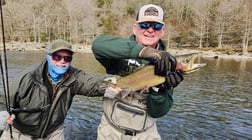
50, 53, 72, 62
139, 22, 164, 31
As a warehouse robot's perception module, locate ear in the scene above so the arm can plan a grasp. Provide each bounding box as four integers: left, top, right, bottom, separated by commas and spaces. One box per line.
133, 23, 137, 35
160, 28, 165, 37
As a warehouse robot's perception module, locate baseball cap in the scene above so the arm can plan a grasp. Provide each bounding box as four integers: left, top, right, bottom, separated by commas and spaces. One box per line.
48, 39, 74, 54
136, 4, 164, 24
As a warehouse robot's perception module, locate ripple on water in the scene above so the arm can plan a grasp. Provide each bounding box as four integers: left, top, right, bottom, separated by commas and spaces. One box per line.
1, 53, 252, 140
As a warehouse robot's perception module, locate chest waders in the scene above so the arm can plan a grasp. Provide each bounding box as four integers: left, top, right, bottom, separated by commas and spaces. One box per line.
103, 59, 155, 134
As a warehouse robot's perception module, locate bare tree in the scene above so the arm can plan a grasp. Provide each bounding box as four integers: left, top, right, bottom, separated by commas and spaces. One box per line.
0, 0, 252, 54
191, 0, 210, 48
241, 0, 252, 55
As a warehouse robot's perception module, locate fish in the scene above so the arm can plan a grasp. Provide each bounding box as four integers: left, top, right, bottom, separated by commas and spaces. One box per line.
102, 52, 207, 98
116, 65, 165, 91
114, 52, 207, 91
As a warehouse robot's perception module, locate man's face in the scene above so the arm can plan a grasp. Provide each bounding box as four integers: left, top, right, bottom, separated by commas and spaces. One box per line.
133, 22, 164, 48
50, 50, 72, 68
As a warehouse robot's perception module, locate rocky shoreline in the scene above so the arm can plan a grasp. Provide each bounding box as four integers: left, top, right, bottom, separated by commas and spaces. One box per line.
2, 42, 252, 60
168, 48, 252, 60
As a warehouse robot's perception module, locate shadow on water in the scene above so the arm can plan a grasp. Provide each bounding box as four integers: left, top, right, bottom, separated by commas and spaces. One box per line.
1, 52, 252, 140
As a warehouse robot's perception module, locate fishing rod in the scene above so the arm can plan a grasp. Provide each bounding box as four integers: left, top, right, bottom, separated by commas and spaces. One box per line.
0, 101, 48, 114
0, 1, 13, 138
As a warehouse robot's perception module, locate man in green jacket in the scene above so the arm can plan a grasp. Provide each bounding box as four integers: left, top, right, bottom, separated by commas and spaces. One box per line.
92, 4, 184, 140
0, 39, 109, 140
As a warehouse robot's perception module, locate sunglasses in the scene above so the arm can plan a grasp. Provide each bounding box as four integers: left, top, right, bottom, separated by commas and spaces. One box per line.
50, 53, 72, 62
139, 22, 164, 31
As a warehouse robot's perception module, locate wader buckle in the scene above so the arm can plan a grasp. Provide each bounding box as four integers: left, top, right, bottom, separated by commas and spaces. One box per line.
124, 129, 136, 136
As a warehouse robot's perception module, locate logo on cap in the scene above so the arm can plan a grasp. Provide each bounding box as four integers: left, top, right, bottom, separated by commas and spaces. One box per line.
144, 7, 159, 17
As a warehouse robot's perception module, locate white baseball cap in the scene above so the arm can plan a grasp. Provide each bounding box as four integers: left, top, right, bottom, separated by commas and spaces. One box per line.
136, 4, 164, 24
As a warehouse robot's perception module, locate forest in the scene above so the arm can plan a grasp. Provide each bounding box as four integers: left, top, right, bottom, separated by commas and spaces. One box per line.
0, 0, 252, 54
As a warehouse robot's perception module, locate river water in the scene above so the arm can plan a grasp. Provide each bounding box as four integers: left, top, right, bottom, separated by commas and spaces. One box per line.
0, 51, 252, 140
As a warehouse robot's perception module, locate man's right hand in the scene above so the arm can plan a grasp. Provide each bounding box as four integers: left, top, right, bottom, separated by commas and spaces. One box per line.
139, 47, 177, 76
7, 114, 15, 125
0, 111, 15, 130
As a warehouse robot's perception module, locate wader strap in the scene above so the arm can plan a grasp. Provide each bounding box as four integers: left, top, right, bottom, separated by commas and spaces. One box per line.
103, 114, 142, 136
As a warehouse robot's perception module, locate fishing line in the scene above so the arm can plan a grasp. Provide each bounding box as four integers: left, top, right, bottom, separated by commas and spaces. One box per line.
0, 1, 13, 138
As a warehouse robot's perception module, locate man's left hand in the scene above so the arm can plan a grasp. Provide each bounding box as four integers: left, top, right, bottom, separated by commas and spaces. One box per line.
138, 47, 177, 76
154, 52, 176, 76
160, 70, 184, 90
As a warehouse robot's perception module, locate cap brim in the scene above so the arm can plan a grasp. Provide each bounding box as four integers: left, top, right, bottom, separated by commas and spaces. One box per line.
52, 48, 74, 54
136, 18, 164, 24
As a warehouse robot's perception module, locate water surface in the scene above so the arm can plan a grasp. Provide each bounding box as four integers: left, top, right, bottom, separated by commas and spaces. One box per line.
0, 51, 252, 140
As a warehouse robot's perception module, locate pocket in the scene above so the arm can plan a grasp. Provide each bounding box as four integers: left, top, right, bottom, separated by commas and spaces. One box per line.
16, 104, 50, 126
17, 89, 50, 126
111, 101, 147, 131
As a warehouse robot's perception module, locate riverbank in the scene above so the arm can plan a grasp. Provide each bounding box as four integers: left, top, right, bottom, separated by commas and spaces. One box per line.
2, 42, 252, 60
168, 47, 252, 60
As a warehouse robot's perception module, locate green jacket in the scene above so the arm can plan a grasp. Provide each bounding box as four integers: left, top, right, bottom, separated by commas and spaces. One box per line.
10, 59, 104, 138
92, 35, 173, 118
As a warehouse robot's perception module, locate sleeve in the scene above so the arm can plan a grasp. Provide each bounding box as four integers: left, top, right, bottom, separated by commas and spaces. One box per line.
92, 35, 144, 59
74, 69, 106, 97
146, 89, 173, 118
9, 73, 27, 108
